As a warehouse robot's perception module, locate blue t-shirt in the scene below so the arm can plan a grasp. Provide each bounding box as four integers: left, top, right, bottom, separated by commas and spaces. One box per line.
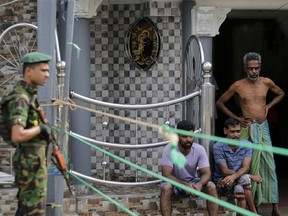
212, 139, 252, 182
161, 143, 210, 182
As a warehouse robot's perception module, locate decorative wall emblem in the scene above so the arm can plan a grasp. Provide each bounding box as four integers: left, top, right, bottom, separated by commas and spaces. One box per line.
126, 17, 161, 71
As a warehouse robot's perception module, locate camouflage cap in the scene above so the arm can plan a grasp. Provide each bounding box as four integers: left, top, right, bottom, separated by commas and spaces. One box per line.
22, 52, 52, 63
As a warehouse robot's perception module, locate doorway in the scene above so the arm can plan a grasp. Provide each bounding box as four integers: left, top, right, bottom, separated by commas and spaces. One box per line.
212, 16, 288, 179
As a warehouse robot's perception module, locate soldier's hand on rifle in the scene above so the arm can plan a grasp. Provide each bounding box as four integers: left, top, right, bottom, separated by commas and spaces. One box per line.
39, 123, 52, 141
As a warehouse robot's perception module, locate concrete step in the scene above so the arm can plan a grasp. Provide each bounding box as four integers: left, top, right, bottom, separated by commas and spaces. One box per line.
0, 187, 17, 216
62, 185, 236, 216
0, 184, 236, 216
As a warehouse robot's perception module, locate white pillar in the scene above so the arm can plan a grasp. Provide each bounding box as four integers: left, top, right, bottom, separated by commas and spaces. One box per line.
191, 6, 231, 37
190, 5, 230, 159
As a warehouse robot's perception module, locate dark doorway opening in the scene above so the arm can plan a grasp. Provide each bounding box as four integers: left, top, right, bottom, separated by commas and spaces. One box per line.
212, 18, 288, 180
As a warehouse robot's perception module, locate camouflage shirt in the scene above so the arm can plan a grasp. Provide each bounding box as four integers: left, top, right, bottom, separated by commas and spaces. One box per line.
7, 80, 46, 146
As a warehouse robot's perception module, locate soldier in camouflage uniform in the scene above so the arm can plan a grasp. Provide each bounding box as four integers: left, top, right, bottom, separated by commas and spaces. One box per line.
7, 52, 53, 215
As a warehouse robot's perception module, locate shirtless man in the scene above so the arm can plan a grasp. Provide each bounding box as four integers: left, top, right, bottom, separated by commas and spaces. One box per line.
216, 52, 285, 216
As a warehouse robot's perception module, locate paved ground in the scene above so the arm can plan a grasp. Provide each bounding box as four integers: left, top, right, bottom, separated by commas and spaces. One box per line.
258, 175, 288, 216
1, 172, 287, 215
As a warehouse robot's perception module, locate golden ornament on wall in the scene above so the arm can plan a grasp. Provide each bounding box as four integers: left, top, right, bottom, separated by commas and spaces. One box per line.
125, 17, 161, 71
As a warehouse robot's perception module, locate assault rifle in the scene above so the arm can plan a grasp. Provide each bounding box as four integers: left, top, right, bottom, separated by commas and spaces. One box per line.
38, 107, 74, 196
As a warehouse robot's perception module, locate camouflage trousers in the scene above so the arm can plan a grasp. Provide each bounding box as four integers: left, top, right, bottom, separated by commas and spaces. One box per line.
13, 145, 47, 216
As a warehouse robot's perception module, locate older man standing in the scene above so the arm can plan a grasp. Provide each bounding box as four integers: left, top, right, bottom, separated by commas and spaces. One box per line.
216, 52, 285, 216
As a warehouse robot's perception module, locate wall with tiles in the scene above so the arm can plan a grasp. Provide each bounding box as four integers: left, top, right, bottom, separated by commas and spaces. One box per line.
89, 1, 183, 180
0, 0, 37, 93
0, 0, 37, 32
0, 1, 185, 181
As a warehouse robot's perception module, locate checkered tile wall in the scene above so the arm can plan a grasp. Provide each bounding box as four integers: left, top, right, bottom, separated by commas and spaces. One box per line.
0, 0, 37, 92
90, 2, 183, 180
0, 0, 186, 181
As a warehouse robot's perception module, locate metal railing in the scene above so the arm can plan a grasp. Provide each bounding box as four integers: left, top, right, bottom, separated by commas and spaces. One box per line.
59, 35, 215, 185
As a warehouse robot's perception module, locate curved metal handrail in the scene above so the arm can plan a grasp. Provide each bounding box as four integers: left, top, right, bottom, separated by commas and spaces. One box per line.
184, 35, 205, 65
0, 23, 38, 94
70, 128, 201, 149
0, 23, 38, 41
182, 34, 205, 122
0, 0, 20, 7
70, 170, 161, 186
71, 131, 168, 149
183, 35, 205, 92
70, 90, 200, 110
67, 35, 207, 186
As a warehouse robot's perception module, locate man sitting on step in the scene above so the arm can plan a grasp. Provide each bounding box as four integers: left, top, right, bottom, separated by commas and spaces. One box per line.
160, 120, 219, 216
212, 118, 262, 214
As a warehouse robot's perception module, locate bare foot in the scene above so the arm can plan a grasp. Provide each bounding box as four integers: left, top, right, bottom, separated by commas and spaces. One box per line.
272, 208, 282, 216
250, 175, 262, 184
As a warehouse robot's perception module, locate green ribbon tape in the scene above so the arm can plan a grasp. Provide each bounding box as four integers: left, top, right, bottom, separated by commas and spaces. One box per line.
67, 131, 259, 216
161, 124, 187, 168
67, 170, 137, 216
169, 128, 288, 156
67, 42, 81, 58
